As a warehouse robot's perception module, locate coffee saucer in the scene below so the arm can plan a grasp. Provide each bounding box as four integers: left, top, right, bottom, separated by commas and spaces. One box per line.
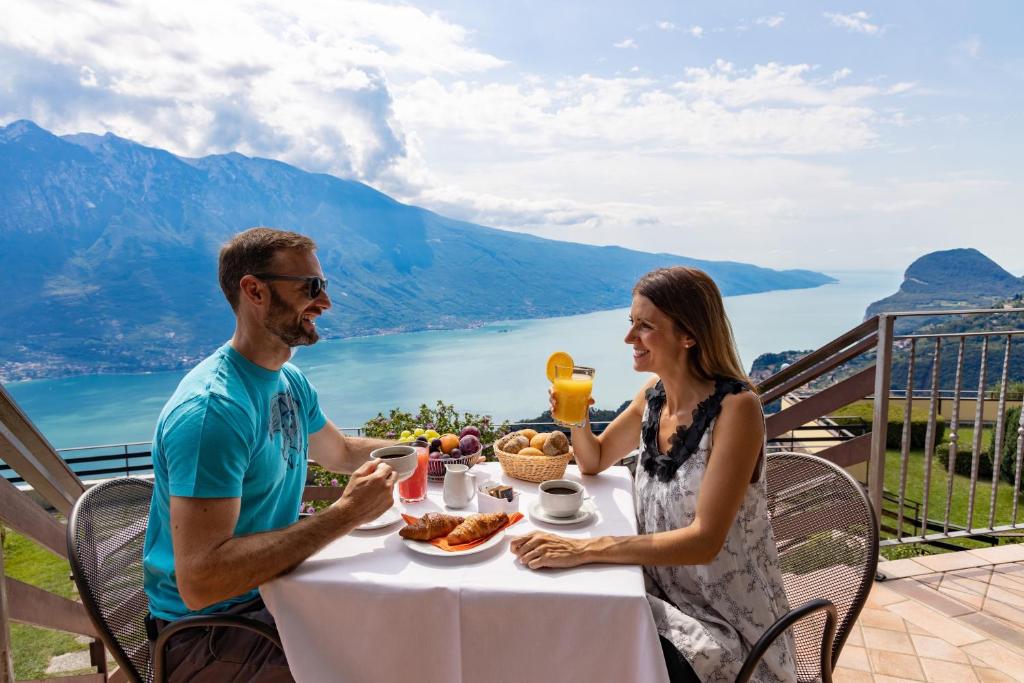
528, 499, 597, 526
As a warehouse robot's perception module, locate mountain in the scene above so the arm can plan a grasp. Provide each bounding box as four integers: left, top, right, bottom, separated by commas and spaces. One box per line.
0, 119, 834, 381
865, 248, 1024, 320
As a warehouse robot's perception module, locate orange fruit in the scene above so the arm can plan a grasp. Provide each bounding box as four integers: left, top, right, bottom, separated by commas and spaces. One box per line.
518, 447, 544, 456
530, 433, 548, 450
440, 434, 460, 454
546, 351, 574, 382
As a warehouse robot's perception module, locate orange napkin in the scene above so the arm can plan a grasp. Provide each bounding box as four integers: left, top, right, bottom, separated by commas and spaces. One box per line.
401, 512, 524, 552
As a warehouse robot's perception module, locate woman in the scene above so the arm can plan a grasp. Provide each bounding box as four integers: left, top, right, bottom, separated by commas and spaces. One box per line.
510, 267, 797, 683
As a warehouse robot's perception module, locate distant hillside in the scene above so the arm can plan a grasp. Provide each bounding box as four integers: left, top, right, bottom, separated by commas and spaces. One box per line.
0, 120, 834, 381
866, 248, 1024, 321
756, 248, 1024, 397
753, 303, 1024, 399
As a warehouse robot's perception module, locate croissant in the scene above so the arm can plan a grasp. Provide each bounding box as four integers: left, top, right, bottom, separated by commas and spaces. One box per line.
446, 512, 509, 545
399, 512, 464, 541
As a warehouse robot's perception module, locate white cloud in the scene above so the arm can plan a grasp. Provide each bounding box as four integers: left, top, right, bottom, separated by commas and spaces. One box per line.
959, 35, 982, 59
0, 0, 505, 182
674, 60, 899, 109
613, 38, 638, 49
756, 15, 785, 29
656, 21, 676, 31
688, 26, 704, 38
0, 0, 1004, 272
402, 152, 1022, 272
389, 58, 920, 262
825, 11, 882, 35
78, 66, 97, 87
396, 61, 895, 158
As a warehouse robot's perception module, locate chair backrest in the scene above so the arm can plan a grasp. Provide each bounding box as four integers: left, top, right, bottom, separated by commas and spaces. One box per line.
67, 477, 155, 683
766, 452, 879, 683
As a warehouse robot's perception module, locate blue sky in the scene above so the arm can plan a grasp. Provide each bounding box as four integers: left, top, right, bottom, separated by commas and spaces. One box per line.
1, 1, 1021, 273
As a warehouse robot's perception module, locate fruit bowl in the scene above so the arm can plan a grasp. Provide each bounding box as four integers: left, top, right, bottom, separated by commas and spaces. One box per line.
427, 447, 482, 483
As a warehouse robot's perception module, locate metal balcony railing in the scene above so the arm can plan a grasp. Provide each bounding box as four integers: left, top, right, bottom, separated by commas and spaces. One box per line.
756, 307, 1024, 549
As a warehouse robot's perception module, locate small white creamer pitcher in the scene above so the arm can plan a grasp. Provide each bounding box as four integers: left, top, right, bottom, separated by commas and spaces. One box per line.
443, 463, 476, 509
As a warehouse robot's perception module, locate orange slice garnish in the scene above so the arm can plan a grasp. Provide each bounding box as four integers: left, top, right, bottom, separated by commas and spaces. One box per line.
546, 351, 574, 382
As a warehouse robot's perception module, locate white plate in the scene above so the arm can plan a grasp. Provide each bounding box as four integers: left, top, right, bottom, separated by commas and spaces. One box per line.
402, 529, 507, 557
528, 499, 597, 526
356, 508, 403, 531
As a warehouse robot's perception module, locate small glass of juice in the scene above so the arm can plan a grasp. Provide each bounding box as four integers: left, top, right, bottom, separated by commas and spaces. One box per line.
398, 446, 429, 503
551, 364, 595, 428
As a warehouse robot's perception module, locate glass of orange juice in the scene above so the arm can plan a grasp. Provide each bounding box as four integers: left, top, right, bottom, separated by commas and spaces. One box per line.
551, 364, 595, 428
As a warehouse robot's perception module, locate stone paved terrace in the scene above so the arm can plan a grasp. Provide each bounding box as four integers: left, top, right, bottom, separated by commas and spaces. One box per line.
834, 544, 1024, 683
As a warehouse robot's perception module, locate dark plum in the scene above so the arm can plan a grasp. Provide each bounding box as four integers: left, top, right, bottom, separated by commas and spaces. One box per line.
459, 434, 481, 454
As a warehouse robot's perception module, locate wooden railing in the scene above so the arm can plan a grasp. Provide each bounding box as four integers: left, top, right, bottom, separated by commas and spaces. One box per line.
0, 383, 114, 683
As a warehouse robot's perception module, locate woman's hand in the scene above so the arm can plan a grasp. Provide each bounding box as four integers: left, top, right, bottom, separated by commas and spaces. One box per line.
509, 531, 592, 569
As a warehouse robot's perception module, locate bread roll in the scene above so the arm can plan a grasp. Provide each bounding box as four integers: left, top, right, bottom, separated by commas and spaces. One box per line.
543, 431, 570, 456
502, 434, 530, 454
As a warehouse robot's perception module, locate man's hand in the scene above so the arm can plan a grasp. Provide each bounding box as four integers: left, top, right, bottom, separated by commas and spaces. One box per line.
332, 459, 397, 525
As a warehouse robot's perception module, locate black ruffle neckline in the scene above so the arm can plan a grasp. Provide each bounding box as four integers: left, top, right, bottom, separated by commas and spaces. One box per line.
640, 377, 746, 482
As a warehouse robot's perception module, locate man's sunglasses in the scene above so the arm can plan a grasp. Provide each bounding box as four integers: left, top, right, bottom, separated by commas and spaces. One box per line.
251, 274, 329, 299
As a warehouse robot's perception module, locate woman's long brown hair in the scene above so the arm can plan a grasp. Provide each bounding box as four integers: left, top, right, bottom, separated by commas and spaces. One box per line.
633, 266, 754, 391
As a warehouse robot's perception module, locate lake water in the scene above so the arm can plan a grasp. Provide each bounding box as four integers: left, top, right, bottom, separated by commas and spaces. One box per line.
4, 270, 902, 449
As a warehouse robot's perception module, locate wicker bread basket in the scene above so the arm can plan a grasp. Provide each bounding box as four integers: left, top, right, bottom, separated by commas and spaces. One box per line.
494, 436, 572, 483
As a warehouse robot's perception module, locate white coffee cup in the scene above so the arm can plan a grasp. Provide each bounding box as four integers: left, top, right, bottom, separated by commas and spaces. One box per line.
538, 479, 585, 518
369, 445, 417, 482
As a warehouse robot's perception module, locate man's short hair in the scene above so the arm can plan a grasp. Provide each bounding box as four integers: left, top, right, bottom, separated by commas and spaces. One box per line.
218, 227, 317, 311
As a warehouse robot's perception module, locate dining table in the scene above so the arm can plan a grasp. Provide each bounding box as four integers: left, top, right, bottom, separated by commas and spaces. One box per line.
260, 461, 670, 683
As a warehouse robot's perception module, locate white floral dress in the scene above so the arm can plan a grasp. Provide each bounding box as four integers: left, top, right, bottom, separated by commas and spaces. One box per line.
634, 379, 797, 683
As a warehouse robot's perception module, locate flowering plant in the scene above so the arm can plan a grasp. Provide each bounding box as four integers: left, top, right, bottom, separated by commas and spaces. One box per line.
362, 400, 509, 453
300, 466, 346, 514
301, 401, 508, 514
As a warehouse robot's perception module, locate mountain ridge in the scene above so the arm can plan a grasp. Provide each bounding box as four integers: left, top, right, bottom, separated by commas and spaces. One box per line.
0, 119, 835, 381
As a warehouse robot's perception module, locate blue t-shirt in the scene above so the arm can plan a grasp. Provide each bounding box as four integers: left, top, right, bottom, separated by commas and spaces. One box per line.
143, 343, 327, 620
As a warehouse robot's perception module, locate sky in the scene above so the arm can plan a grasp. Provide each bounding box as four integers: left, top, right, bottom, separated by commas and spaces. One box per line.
1, 0, 1022, 273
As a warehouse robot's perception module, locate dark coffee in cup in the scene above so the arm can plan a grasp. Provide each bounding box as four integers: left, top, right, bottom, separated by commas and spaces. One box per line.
538, 479, 585, 517
369, 445, 417, 482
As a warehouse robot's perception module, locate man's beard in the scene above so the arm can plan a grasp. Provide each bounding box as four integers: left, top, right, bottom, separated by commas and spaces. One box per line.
265, 288, 319, 347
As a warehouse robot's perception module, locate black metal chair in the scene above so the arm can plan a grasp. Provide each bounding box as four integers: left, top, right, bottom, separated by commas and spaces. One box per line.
736, 452, 879, 683
67, 477, 283, 683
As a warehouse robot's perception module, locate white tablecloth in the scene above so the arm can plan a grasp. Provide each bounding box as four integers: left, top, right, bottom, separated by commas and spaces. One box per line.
261, 463, 669, 683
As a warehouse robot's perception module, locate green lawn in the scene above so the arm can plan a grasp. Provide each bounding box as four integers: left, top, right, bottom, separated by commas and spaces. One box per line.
879, 426, 1024, 558
2, 525, 91, 680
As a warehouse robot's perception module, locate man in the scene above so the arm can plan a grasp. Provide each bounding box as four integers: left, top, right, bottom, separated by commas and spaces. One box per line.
143, 227, 398, 682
